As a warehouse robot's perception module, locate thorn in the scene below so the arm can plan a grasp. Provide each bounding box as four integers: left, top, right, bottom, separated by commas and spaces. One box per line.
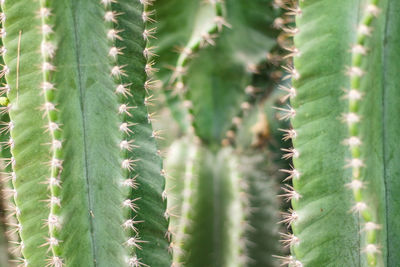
278, 209, 298, 227
122, 174, 139, 189
143, 27, 157, 40
118, 104, 136, 117
142, 10, 156, 23
274, 105, 296, 121
0, 121, 13, 134
45, 256, 64, 267
143, 46, 158, 59
0, 64, 9, 78
351, 44, 367, 55
42, 177, 62, 189
144, 95, 156, 106
128, 256, 149, 267
342, 112, 360, 124
273, 255, 303, 267
41, 42, 56, 58
42, 196, 61, 207
279, 232, 300, 247
151, 130, 164, 139
350, 202, 368, 213
282, 65, 300, 80
366, 4, 381, 17
0, 84, 10, 95
363, 244, 381, 254
125, 235, 147, 250
200, 33, 218, 47
279, 185, 301, 202
345, 158, 364, 168
115, 83, 133, 98
145, 60, 158, 76
40, 237, 61, 251
345, 179, 364, 190
279, 128, 297, 141
346, 66, 364, 77
111, 65, 127, 77
278, 85, 297, 102
0, 104, 11, 115
41, 82, 55, 92
122, 216, 144, 233
42, 62, 56, 72
363, 222, 381, 232
122, 198, 141, 212
41, 24, 53, 35
121, 159, 139, 171
358, 25, 372, 36
281, 148, 299, 160
281, 26, 299, 36
343, 136, 362, 147
100, 0, 116, 7
214, 16, 232, 31
104, 11, 122, 23
119, 139, 137, 151
108, 46, 124, 59
44, 214, 61, 229
119, 122, 136, 135
40, 102, 58, 117
38, 8, 52, 18
107, 29, 123, 41
343, 88, 363, 101
284, 6, 302, 16
144, 79, 158, 93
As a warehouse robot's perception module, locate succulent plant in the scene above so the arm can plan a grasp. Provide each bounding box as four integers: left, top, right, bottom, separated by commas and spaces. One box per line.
275, 0, 400, 266
0, 0, 170, 266
3, 0, 396, 266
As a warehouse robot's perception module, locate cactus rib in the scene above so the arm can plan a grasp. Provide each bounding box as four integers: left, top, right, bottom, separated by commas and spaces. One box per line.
38, 0, 64, 265
344, 1, 381, 265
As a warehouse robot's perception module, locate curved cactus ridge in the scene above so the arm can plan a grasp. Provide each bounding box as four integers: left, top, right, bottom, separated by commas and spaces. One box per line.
278, 0, 400, 266
0, 0, 170, 266
154, 0, 279, 144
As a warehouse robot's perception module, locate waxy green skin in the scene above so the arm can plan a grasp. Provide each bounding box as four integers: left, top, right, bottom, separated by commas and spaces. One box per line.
289, 0, 400, 266
1, 0, 170, 266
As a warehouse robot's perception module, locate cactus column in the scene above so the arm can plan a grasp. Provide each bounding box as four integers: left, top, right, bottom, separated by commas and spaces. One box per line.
1, 0, 170, 266
278, 0, 400, 266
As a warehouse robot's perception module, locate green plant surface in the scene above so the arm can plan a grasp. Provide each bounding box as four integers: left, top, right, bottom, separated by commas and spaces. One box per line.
1, 0, 169, 266
283, 0, 400, 266
154, 0, 279, 145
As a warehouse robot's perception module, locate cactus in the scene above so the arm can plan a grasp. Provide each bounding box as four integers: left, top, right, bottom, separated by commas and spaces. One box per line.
275, 0, 400, 266
0, 0, 170, 266
3, 0, 397, 266
154, 0, 280, 144
164, 137, 283, 267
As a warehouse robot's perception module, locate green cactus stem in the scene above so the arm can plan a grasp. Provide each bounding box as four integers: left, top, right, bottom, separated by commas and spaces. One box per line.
0, 0, 170, 266
276, 0, 400, 266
